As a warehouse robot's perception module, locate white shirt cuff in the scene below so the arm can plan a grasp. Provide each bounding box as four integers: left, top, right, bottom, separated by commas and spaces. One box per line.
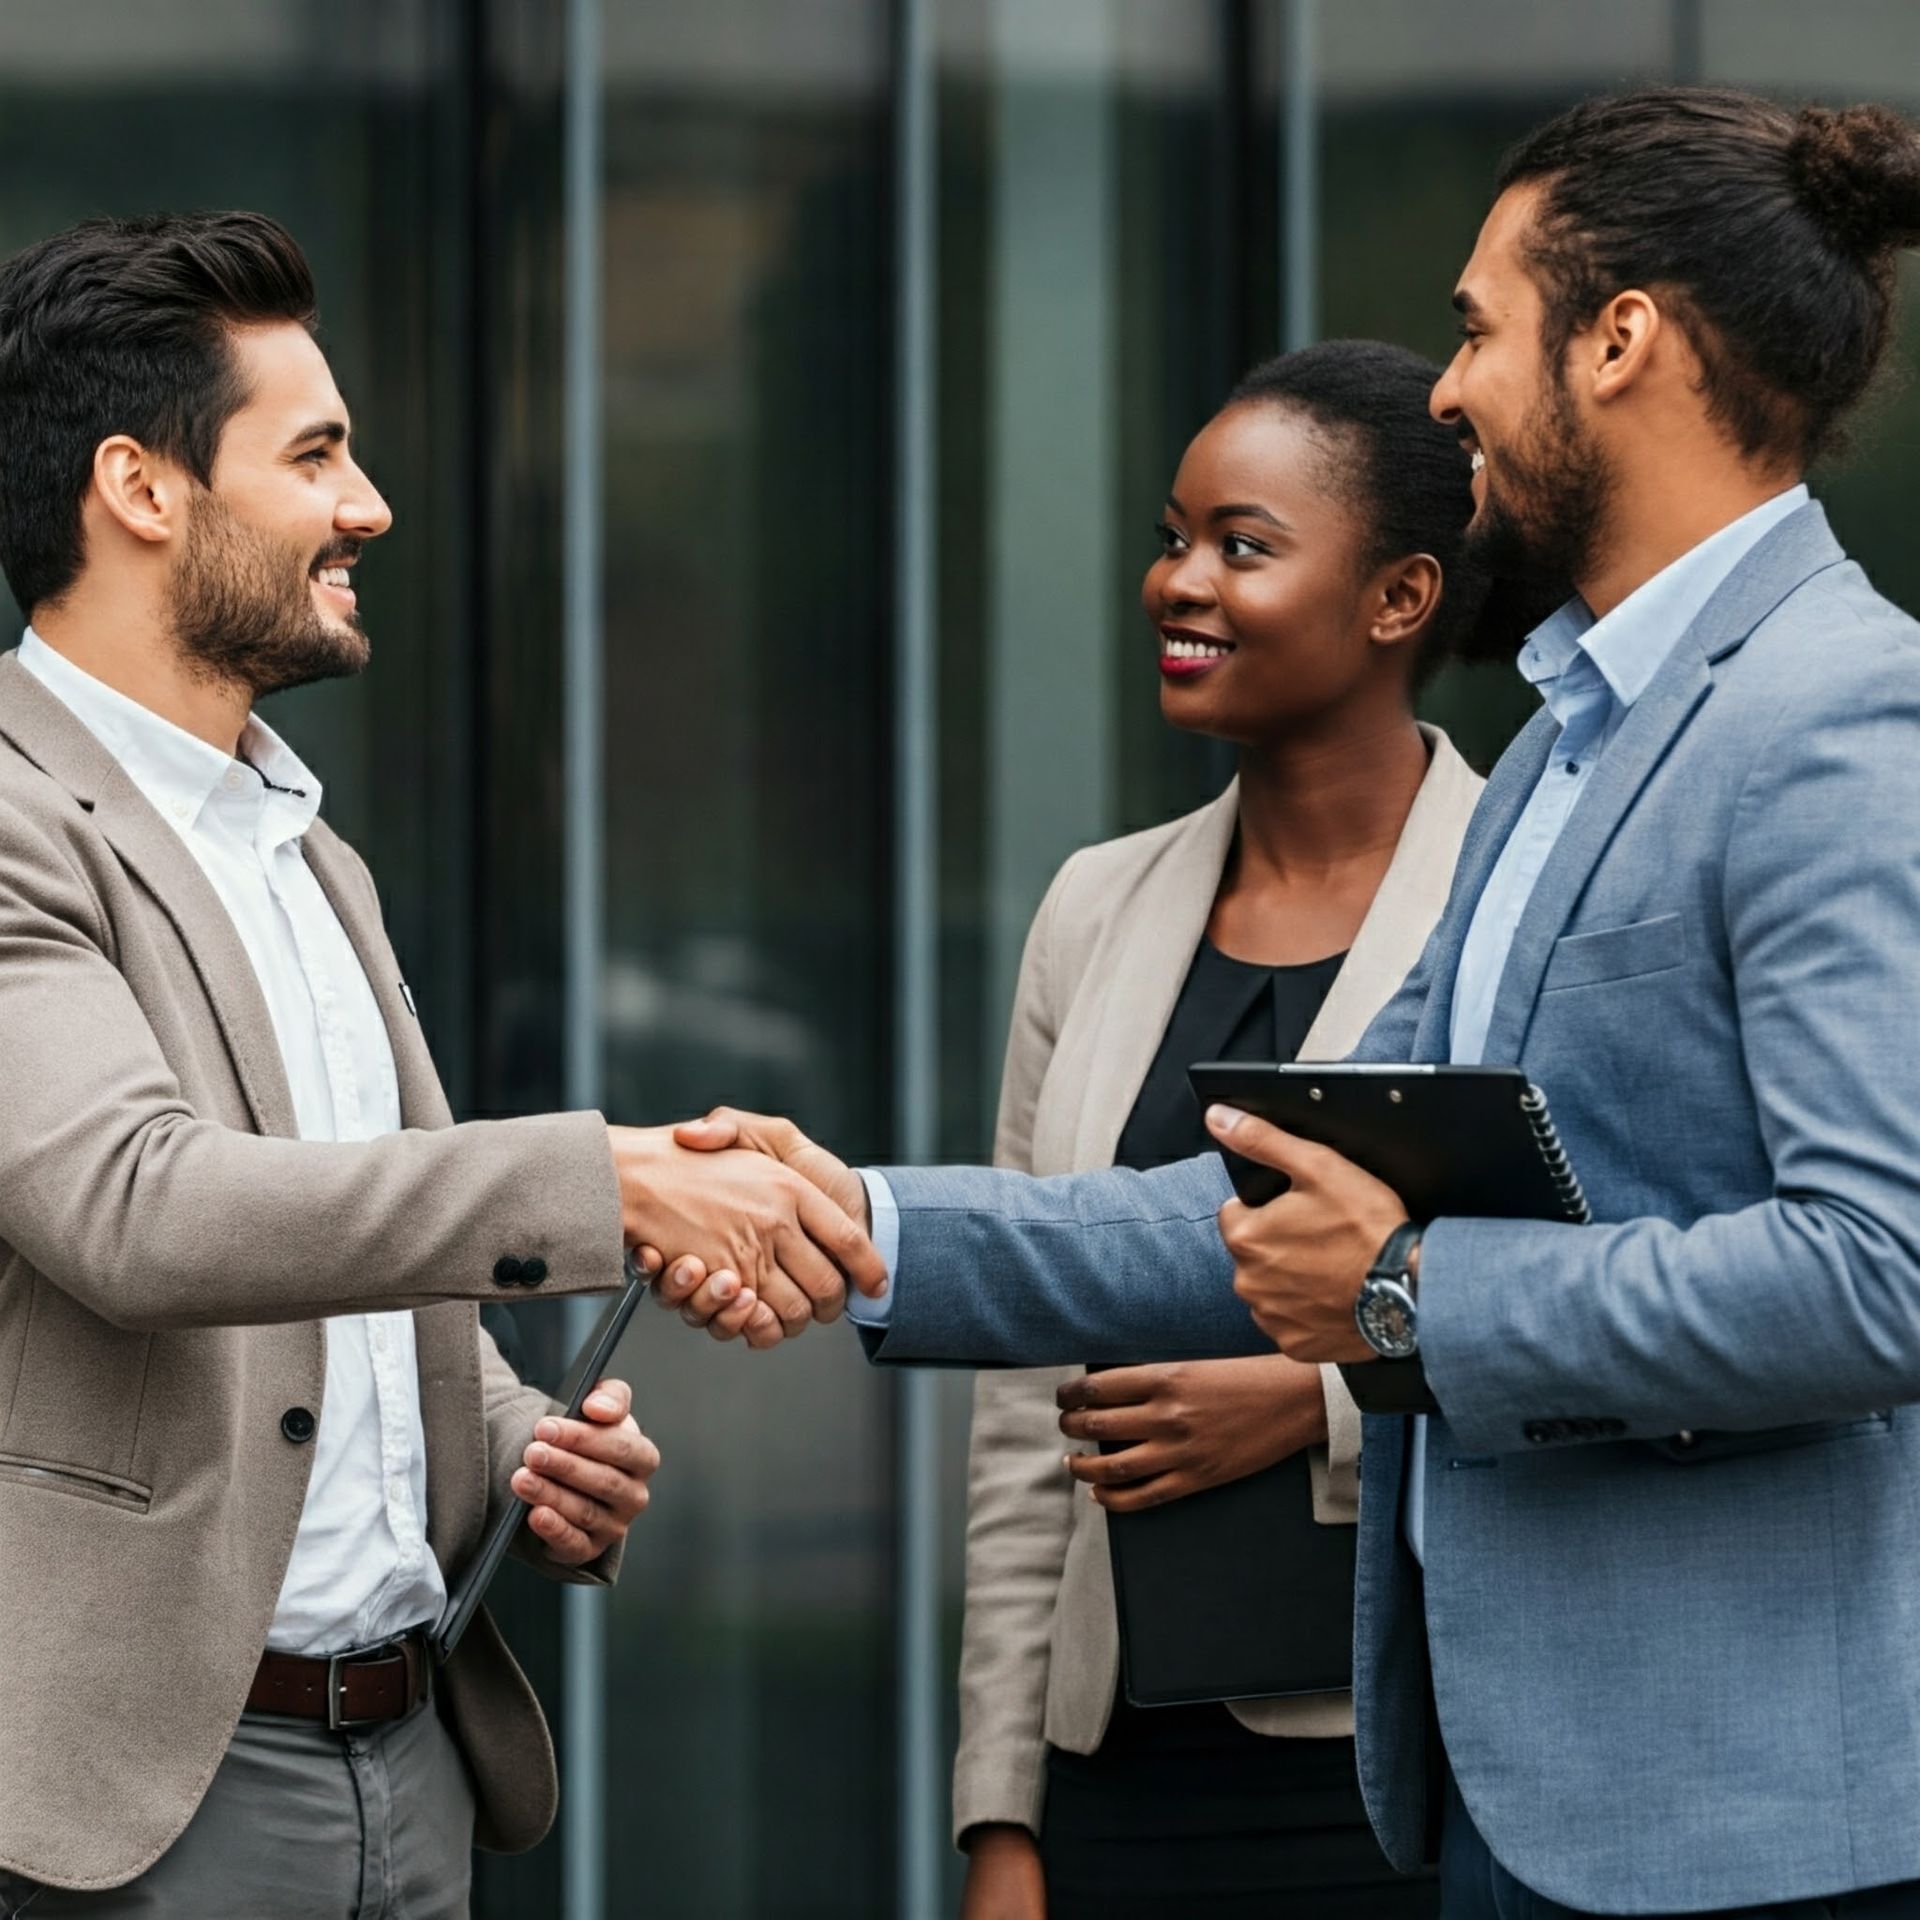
846, 1169, 898, 1328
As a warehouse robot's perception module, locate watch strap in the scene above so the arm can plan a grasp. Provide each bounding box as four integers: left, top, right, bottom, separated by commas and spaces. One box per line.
1368, 1220, 1424, 1289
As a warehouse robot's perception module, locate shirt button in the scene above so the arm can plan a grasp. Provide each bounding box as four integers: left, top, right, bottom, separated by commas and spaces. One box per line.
223, 767, 245, 792
171, 800, 189, 820
1564, 761, 1581, 775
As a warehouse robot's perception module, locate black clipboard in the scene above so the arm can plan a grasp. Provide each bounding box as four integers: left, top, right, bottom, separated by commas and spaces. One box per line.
431, 1258, 649, 1664
1187, 1062, 1589, 1415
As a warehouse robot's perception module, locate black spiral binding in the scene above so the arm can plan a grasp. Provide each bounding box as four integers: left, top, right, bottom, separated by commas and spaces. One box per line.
1519, 1085, 1591, 1224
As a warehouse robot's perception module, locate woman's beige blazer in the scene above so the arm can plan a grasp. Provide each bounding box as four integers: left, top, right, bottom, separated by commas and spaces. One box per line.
952, 725, 1484, 1843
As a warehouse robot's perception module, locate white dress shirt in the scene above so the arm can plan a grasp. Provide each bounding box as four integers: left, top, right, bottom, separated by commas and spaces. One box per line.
19, 628, 446, 1654
1406, 484, 1809, 1561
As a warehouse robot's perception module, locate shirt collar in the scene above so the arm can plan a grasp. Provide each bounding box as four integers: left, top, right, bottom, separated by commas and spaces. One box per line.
1515, 483, 1811, 715
16, 627, 323, 843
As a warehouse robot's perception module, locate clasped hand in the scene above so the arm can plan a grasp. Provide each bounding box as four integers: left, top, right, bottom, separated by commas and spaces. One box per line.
609, 1112, 876, 1350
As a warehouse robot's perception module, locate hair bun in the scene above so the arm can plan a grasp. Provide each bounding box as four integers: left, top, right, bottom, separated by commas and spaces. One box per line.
1788, 103, 1920, 256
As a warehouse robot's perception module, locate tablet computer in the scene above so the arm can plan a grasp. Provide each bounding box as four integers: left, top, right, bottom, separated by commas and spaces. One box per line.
431, 1258, 650, 1664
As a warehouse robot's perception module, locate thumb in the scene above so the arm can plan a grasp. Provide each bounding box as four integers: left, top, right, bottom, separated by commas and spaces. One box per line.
672, 1113, 741, 1153
1205, 1104, 1321, 1180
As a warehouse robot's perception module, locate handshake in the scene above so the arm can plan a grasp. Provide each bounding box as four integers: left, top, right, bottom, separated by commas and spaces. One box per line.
606, 1110, 883, 1349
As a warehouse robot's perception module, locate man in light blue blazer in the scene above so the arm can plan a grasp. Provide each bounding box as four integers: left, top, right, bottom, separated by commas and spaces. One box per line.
666, 88, 1920, 1916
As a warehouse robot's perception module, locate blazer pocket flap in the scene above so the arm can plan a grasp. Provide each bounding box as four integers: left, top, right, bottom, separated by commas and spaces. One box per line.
1543, 912, 1684, 991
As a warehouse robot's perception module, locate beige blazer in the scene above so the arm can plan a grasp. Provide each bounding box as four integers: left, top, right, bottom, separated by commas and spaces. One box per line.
0, 654, 628, 1894
951, 725, 1484, 1842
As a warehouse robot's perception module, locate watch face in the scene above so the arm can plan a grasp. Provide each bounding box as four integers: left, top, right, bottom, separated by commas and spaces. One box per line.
1356, 1279, 1419, 1361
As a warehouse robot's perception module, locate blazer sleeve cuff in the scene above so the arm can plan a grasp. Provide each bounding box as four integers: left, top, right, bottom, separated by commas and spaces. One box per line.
952, 1747, 1048, 1850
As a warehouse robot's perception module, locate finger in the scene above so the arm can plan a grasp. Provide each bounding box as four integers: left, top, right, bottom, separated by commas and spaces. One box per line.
1094, 1472, 1193, 1514
532, 1414, 648, 1471
793, 1181, 887, 1300
634, 1245, 665, 1276
523, 1437, 650, 1512
526, 1500, 599, 1565
1056, 1366, 1162, 1413
671, 1114, 740, 1152
710, 1287, 763, 1339
677, 1269, 744, 1327
753, 1264, 818, 1336
743, 1301, 785, 1349
1204, 1105, 1341, 1185
766, 1225, 843, 1325
1064, 1442, 1176, 1488
654, 1257, 708, 1309
1057, 1402, 1162, 1444
581, 1377, 631, 1424
513, 1466, 608, 1533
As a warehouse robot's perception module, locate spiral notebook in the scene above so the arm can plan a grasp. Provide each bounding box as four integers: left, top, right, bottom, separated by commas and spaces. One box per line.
1185, 1063, 1590, 1416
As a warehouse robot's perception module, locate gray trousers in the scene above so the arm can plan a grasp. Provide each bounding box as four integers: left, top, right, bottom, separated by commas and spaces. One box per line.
3, 1703, 474, 1920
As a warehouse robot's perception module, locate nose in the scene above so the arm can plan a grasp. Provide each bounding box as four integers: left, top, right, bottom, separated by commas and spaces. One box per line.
1430, 354, 1466, 427
1155, 542, 1216, 613
339, 458, 393, 539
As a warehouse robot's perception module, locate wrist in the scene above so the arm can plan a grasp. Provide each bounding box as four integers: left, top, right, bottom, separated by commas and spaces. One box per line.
1354, 1220, 1423, 1361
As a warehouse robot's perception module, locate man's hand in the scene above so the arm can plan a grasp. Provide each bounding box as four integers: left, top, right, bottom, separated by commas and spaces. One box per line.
1206, 1104, 1410, 1363
607, 1123, 884, 1341
644, 1109, 878, 1347
1054, 1355, 1329, 1512
511, 1377, 660, 1566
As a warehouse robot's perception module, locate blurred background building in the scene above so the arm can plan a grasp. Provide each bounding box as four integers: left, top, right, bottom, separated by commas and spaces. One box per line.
3, 3, 1918, 1914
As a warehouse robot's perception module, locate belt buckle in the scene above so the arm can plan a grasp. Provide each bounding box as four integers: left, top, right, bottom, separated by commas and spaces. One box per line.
325, 1634, 421, 1733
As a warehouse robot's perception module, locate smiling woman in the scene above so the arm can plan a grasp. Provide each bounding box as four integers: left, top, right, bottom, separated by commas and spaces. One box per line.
955, 340, 1525, 1920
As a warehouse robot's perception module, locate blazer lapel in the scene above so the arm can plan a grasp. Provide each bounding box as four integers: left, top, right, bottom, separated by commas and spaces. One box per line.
299, 823, 453, 1131
0, 656, 301, 1140
1300, 725, 1484, 1061
1067, 784, 1240, 1170
1477, 501, 1846, 1066
1408, 707, 1559, 1062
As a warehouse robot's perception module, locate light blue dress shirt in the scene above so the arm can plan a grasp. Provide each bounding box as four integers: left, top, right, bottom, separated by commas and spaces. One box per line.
1405, 483, 1809, 1561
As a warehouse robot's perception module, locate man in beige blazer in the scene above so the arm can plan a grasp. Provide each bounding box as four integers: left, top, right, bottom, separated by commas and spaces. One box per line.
0, 213, 878, 1916
954, 731, 1483, 1857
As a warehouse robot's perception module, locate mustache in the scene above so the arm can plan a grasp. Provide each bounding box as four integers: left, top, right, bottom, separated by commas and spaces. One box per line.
311, 537, 363, 571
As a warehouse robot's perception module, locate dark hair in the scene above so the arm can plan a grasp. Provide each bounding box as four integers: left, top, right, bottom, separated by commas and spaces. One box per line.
1496, 87, 1920, 468
1228, 339, 1525, 679
0, 211, 318, 613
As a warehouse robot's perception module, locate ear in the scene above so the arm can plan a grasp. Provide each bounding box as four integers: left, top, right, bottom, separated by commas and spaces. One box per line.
1368, 551, 1443, 651
90, 435, 187, 550
1582, 289, 1661, 405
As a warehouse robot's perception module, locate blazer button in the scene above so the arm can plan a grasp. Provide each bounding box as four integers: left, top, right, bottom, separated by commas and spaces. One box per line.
521, 1256, 549, 1286
493, 1256, 526, 1288
280, 1407, 317, 1445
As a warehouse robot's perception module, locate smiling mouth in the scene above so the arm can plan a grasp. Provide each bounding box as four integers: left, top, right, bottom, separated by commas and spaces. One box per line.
1159, 628, 1234, 678
1470, 449, 1485, 474
313, 565, 353, 590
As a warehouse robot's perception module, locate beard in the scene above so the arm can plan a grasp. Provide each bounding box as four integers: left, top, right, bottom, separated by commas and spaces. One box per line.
170, 490, 370, 699
1464, 364, 1615, 587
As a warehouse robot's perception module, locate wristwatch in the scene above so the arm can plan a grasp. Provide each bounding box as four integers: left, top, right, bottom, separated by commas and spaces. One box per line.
1355, 1221, 1423, 1360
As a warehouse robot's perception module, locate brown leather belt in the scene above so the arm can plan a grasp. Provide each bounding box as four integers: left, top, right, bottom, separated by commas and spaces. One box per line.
247, 1631, 433, 1731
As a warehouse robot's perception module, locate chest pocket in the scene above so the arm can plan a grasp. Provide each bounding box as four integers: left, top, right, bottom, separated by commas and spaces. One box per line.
1542, 911, 1685, 992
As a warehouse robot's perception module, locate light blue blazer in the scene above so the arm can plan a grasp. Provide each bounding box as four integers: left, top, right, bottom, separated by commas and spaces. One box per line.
866, 504, 1920, 1912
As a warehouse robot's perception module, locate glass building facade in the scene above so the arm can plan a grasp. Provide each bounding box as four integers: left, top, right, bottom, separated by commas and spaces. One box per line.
4, 3, 1919, 1914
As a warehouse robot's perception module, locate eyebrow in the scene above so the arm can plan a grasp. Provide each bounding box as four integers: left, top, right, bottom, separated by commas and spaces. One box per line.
284, 419, 349, 452
1452, 288, 1487, 322
1165, 493, 1288, 530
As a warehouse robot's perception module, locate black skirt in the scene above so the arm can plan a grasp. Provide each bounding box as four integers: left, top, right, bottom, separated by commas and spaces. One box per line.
1039, 1699, 1436, 1919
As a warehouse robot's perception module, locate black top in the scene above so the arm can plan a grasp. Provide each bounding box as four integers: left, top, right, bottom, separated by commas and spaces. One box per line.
1113, 940, 1346, 1174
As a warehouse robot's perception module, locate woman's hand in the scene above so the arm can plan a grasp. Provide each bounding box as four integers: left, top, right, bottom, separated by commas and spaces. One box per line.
1054, 1355, 1329, 1513
959, 1826, 1046, 1920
